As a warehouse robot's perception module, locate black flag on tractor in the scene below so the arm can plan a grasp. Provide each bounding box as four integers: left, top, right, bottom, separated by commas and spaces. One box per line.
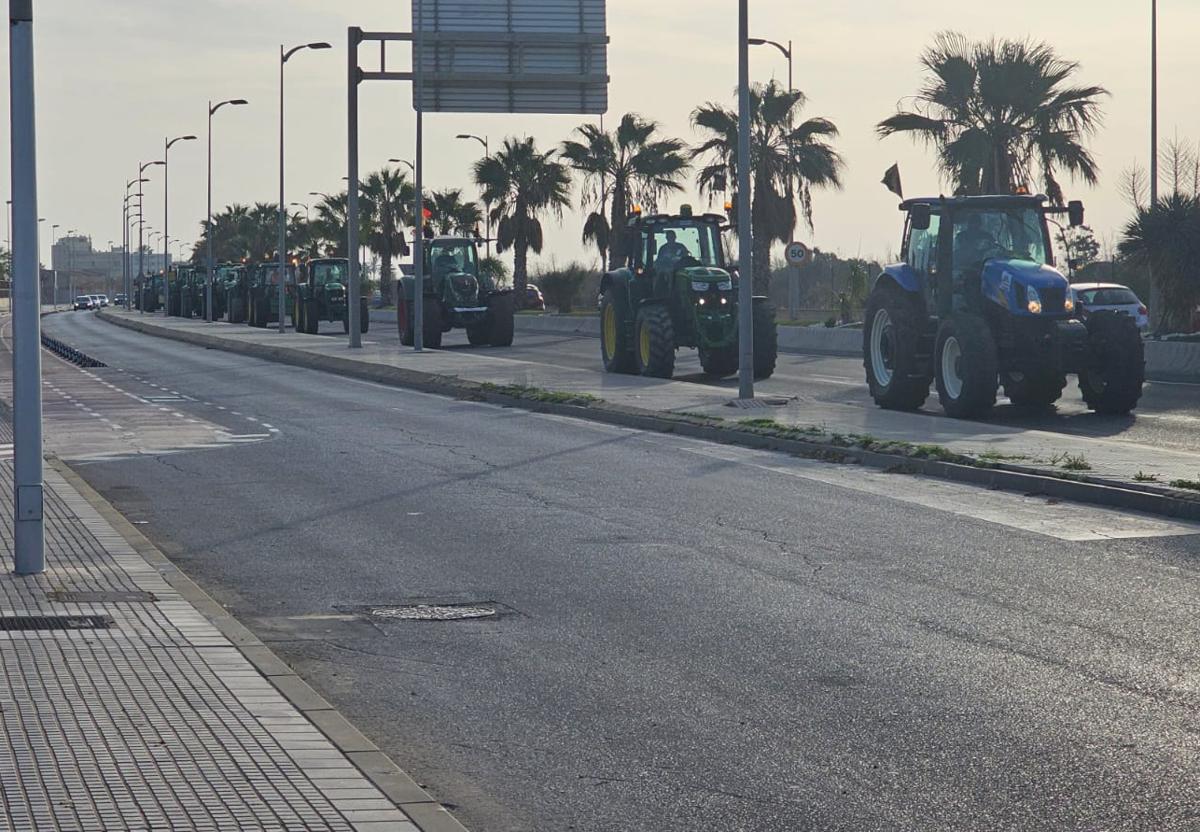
881, 163, 903, 199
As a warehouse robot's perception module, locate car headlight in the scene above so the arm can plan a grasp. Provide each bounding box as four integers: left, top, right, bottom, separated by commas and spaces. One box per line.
1026, 286, 1043, 315
1064, 293, 1075, 314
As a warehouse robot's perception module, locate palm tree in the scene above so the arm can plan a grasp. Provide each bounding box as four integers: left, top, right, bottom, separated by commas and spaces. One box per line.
692, 81, 844, 291
429, 189, 483, 237
244, 202, 280, 262
878, 32, 1107, 202
560, 113, 689, 270
1119, 193, 1200, 334
474, 137, 572, 302
195, 203, 252, 263
361, 168, 413, 304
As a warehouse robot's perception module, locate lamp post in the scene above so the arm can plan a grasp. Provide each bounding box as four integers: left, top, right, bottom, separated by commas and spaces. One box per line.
388, 158, 415, 172
277, 42, 331, 333
208, 98, 249, 322
124, 177, 145, 309
63, 227, 75, 306
454, 134, 491, 256
163, 134, 196, 316
737, 0, 754, 400
50, 223, 59, 306
4, 198, 11, 252
1150, 0, 1158, 207
138, 160, 164, 312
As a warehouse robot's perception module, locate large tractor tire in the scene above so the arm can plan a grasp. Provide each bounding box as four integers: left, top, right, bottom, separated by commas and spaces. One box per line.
1002, 370, 1066, 408
305, 299, 320, 334
634, 303, 676, 379
599, 287, 636, 373
421, 299, 443, 348
487, 293, 515, 347
228, 296, 245, 324
863, 282, 932, 411
934, 313, 998, 419
360, 297, 370, 334
1078, 310, 1145, 415
752, 299, 778, 380
295, 298, 306, 333
699, 346, 739, 378
466, 324, 490, 346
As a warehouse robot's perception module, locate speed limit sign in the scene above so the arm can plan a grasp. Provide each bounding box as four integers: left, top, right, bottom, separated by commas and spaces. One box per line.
785, 241, 812, 266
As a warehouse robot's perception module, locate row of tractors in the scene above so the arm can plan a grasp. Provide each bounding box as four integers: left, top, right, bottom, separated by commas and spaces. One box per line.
132, 257, 369, 334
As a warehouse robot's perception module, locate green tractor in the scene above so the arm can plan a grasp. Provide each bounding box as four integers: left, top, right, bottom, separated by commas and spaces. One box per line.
598, 205, 777, 379
396, 237, 514, 348
247, 262, 297, 328
221, 264, 249, 323
294, 257, 369, 335
139, 272, 165, 313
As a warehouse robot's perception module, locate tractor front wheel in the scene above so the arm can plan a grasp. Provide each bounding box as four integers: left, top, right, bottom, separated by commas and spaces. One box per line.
360, 298, 370, 333
422, 299, 444, 348
305, 299, 320, 334
295, 298, 306, 333
1079, 311, 1145, 414
487, 293, 515, 347
634, 304, 676, 379
599, 288, 636, 373
699, 346, 738, 378
934, 313, 998, 419
863, 282, 931, 411
752, 299, 778, 380
1002, 370, 1066, 408
398, 296, 414, 346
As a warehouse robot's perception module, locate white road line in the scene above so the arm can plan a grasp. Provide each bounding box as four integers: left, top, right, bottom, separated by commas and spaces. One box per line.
677, 444, 1200, 542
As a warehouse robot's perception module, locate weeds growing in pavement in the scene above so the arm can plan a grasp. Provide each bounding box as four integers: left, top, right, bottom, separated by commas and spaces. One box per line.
478, 383, 599, 406
1133, 471, 1160, 483
1051, 452, 1092, 471
1169, 479, 1200, 492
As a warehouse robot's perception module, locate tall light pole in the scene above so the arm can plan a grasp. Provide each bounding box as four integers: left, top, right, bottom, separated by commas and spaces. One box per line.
278, 42, 331, 333
50, 223, 59, 306
4, 198, 11, 252
737, 0, 754, 400
1150, 0, 1158, 207
455, 134, 491, 257
138, 160, 164, 312
124, 177, 145, 309
208, 98, 249, 322
163, 133, 196, 316
65, 227, 76, 301
748, 36, 795, 321
10, 0, 45, 573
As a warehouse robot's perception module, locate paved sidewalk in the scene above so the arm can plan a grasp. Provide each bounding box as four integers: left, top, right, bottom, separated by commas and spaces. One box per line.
0, 442, 442, 830
99, 310, 1200, 490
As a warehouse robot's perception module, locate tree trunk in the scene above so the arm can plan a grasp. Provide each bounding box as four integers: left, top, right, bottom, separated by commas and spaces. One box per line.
513, 244, 528, 306
607, 179, 627, 271
380, 248, 393, 306
750, 184, 772, 295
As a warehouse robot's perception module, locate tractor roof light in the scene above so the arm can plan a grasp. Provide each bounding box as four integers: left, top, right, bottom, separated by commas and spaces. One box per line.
679, 204, 693, 217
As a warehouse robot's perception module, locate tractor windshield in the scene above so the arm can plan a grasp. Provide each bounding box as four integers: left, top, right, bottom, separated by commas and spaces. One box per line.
311, 261, 348, 285
643, 221, 724, 272
426, 241, 478, 280
952, 208, 1050, 275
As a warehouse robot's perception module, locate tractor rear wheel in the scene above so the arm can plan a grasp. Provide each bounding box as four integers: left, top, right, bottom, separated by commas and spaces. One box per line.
466, 324, 490, 346
295, 299, 306, 333
863, 282, 931, 411
634, 304, 676, 379
398, 296, 414, 346
699, 346, 738, 377
934, 313, 998, 419
305, 299, 320, 334
422, 299, 443, 348
487, 293, 515, 346
1002, 370, 1066, 408
360, 298, 370, 333
599, 288, 636, 373
752, 299, 778, 379
1079, 311, 1145, 414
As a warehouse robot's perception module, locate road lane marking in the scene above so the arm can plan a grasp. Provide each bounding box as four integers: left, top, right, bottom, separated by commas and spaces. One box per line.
677, 444, 1200, 542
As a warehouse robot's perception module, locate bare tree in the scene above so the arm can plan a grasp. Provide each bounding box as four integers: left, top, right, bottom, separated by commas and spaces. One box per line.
1120, 162, 1149, 210
1162, 136, 1197, 197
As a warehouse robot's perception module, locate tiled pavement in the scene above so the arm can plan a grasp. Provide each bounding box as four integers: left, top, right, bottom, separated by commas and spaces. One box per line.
0, 445, 421, 832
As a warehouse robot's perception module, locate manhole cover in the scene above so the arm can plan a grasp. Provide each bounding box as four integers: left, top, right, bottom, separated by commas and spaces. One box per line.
46, 590, 157, 604
0, 615, 114, 632
365, 603, 498, 622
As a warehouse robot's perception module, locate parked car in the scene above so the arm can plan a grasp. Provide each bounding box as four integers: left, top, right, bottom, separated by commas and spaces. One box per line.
1072, 283, 1150, 332
525, 283, 545, 311
96, 294, 109, 307
113, 294, 127, 306
72, 296, 94, 311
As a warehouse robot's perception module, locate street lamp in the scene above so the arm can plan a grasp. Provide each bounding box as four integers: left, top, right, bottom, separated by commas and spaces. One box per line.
124, 177, 147, 309
138, 160, 165, 312
455, 134, 491, 256
164, 134, 197, 316
207, 98, 249, 321
51, 223, 60, 306
388, 158, 415, 172
4, 199, 11, 252
278, 42, 332, 333
65, 228, 76, 302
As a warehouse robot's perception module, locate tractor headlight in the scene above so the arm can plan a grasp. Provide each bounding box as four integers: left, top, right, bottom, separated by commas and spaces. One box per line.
697, 297, 706, 306
1026, 286, 1043, 315
1064, 292, 1075, 314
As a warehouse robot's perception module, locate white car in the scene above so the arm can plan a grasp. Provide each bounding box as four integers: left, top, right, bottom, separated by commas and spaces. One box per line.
1071, 283, 1149, 332
96, 294, 109, 307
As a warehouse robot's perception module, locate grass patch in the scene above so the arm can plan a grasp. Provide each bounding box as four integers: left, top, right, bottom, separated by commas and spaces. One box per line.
1051, 452, 1092, 471
1133, 471, 1160, 483
1169, 479, 1200, 492
478, 383, 599, 406
675, 411, 725, 421
978, 450, 1031, 462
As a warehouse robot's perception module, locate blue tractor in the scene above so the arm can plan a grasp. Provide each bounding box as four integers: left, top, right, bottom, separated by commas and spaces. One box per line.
863, 195, 1144, 418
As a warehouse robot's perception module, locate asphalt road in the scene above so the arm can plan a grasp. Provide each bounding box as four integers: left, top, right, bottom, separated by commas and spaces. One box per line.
36, 310, 1200, 831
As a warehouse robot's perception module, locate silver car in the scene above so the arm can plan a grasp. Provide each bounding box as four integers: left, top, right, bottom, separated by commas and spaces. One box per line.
1071, 283, 1149, 332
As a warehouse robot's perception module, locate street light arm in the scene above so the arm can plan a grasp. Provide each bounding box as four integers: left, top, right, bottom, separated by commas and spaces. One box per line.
167, 134, 198, 150
455, 134, 487, 151
210, 98, 249, 116
283, 41, 332, 63
748, 37, 790, 58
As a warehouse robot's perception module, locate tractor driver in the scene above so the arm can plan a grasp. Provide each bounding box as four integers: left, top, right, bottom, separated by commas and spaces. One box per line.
654, 229, 691, 272
433, 247, 460, 279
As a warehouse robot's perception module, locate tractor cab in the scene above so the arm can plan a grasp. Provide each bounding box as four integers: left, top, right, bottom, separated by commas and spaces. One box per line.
901, 194, 1083, 320
397, 236, 513, 348
304, 257, 350, 289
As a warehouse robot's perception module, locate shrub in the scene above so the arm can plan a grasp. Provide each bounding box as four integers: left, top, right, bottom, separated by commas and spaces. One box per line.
534, 262, 592, 313
480, 256, 510, 288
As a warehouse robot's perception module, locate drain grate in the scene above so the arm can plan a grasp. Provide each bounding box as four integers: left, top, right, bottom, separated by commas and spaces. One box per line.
46, 590, 157, 604
41, 335, 107, 368
364, 603, 499, 622
0, 614, 115, 632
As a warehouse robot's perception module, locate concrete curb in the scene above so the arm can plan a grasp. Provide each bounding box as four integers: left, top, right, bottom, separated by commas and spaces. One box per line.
98, 310, 1200, 523
49, 455, 470, 832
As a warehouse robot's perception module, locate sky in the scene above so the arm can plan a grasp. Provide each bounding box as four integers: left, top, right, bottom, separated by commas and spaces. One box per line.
2, 0, 1199, 274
